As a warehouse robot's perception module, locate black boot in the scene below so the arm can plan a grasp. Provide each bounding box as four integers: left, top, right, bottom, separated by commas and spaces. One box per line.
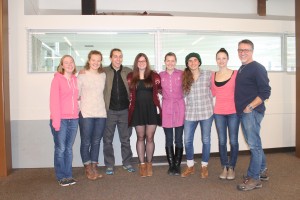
174, 147, 183, 176
165, 146, 175, 175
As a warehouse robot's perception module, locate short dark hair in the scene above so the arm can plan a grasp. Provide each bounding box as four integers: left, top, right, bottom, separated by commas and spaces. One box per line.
216, 48, 229, 59
110, 48, 122, 58
238, 39, 254, 50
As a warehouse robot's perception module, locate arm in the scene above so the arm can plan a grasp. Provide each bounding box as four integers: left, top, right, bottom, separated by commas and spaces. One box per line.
244, 67, 271, 113
50, 77, 61, 131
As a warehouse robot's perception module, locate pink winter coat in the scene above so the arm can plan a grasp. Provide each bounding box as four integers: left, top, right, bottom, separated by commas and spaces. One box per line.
50, 72, 79, 131
159, 69, 185, 128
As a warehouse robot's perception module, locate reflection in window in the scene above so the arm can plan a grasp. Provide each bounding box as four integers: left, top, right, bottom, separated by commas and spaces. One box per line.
28, 30, 292, 73
286, 36, 295, 72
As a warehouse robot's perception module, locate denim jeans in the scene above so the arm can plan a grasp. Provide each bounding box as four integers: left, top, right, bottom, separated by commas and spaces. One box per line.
50, 119, 78, 181
240, 110, 266, 180
214, 114, 240, 168
79, 112, 106, 165
184, 115, 213, 163
163, 126, 184, 148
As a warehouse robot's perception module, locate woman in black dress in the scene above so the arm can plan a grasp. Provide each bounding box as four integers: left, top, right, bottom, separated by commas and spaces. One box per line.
127, 53, 162, 177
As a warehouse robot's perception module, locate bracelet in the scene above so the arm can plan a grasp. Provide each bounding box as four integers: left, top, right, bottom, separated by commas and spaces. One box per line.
247, 104, 253, 111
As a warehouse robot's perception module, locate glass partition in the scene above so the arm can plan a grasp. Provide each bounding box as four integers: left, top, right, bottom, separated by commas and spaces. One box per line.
28, 30, 292, 73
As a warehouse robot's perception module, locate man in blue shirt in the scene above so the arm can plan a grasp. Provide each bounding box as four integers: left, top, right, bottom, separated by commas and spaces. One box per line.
235, 39, 271, 191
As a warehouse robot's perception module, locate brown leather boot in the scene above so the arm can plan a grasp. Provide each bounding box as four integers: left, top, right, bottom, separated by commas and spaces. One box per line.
146, 162, 153, 177
84, 164, 97, 180
139, 163, 147, 177
91, 163, 103, 179
201, 165, 209, 178
181, 166, 195, 178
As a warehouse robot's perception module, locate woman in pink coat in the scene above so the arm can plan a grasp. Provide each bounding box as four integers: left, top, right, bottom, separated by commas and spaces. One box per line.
159, 52, 185, 176
50, 55, 79, 187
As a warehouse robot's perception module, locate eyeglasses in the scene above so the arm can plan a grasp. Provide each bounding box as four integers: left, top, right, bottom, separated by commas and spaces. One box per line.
237, 49, 253, 53
138, 60, 146, 63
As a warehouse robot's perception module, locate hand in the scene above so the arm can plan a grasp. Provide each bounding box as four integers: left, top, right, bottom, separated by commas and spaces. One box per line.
79, 69, 86, 74
243, 105, 253, 113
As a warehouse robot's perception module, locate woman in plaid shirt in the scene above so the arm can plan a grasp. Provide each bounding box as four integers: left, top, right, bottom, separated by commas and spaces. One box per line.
181, 52, 214, 179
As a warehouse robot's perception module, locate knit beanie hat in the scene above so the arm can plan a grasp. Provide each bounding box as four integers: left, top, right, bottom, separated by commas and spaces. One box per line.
185, 52, 202, 67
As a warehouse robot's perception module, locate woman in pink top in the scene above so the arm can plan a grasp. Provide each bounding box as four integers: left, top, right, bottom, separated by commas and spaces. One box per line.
50, 55, 79, 186
159, 52, 185, 176
211, 48, 240, 180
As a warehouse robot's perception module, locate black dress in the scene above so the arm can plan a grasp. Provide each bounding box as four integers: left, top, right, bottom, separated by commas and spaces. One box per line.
131, 80, 160, 126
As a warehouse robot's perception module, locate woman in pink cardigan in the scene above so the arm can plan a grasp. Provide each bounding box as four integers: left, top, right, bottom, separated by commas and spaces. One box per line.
50, 55, 79, 186
159, 52, 185, 176
127, 53, 161, 177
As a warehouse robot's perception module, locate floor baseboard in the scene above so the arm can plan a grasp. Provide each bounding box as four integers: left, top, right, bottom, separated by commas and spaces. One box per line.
132, 146, 296, 164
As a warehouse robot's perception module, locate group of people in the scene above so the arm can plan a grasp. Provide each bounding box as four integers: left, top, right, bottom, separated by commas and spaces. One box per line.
49, 39, 271, 191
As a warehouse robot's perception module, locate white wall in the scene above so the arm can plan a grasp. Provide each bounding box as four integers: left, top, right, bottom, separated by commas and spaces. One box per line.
10, 0, 295, 168
36, 0, 295, 17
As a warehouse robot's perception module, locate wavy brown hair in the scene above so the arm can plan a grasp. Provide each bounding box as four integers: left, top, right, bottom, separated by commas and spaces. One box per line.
182, 67, 194, 95
84, 50, 104, 73
130, 53, 153, 89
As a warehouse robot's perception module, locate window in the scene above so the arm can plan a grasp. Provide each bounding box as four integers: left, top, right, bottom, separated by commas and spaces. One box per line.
286, 36, 296, 72
28, 30, 293, 73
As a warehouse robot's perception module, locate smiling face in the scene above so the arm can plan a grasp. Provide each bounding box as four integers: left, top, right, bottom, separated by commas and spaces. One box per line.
238, 43, 254, 65
61, 56, 75, 75
216, 52, 228, 69
137, 56, 147, 71
187, 57, 200, 71
88, 54, 102, 71
165, 55, 176, 72
110, 50, 123, 70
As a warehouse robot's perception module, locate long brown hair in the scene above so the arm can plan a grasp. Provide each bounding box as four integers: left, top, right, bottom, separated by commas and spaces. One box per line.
182, 67, 193, 95
84, 50, 104, 73
57, 55, 77, 75
130, 53, 153, 89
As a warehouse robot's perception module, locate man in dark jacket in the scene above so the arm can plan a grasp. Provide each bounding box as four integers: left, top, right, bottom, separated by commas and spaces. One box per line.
235, 39, 271, 191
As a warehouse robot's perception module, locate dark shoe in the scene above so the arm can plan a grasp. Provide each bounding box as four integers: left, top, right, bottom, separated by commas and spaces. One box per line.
67, 178, 77, 185
174, 147, 183, 176
181, 166, 195, 178
105, 167, 114, 175
123, 164, 136, 173
260, 168, 269, 181
237, 177, 262, 191
166, 146, 175, 175
91, 163, 103, 178
58, 178, 70, 187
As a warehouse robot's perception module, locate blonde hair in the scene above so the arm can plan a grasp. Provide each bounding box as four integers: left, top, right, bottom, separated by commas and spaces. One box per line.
57, 55, 77, 74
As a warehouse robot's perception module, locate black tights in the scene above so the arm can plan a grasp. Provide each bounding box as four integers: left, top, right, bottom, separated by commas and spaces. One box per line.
135, 125, 157, 163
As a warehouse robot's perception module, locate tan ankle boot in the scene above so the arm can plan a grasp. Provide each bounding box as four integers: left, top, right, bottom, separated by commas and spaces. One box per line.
201, 165, 208, 178
146, 162, 153, 177
139, 163, 147, 177
91, 163, 103, 179
181, 166, 195, 178
84, 164, 97, 180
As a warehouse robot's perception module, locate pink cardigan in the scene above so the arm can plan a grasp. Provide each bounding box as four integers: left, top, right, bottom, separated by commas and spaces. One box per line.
50, 72, 79, 131
211, 70, 237, 115
159, 69, 185, 128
